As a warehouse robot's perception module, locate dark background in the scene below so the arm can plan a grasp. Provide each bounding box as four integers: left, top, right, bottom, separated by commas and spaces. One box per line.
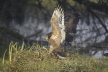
0, 0, 108, 57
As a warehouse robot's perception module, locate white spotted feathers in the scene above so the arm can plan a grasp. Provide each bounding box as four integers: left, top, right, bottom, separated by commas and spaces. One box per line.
51, 5, 65, 43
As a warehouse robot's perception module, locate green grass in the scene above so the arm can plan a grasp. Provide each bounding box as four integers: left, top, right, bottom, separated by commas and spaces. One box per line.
0, 42, 108, 72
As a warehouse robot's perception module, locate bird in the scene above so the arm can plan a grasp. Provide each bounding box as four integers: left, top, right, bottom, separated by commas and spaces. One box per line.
46, 5, 80, 59
65, 11, 80, 46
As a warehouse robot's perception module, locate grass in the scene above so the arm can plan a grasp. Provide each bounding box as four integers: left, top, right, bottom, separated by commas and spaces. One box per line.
0, 42, 108, 72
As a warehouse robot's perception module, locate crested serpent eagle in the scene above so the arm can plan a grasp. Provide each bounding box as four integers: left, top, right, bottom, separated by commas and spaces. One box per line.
46, 5, 80, 59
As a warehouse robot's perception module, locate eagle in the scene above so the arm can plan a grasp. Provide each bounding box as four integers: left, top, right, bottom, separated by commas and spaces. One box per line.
46, 5, 80, 59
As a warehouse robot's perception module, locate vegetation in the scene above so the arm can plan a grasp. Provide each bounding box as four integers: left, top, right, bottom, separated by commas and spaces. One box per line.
0, 0, 108, 53
0, 42, 108, 72
0, 0, 108, 71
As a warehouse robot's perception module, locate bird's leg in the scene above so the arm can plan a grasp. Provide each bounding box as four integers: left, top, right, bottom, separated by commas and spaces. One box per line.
49, 46, 55, 55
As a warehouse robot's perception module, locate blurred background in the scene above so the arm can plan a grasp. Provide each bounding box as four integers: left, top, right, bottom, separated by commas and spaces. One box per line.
0, 0, 108, 58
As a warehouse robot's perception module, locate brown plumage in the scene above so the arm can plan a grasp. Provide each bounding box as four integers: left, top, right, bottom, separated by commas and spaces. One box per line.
46, 5, 66, 59
46, 5, 80, 59
65, 11, 80, 45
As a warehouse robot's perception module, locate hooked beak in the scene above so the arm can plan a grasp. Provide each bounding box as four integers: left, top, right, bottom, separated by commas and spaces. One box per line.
46, 35, 48, 40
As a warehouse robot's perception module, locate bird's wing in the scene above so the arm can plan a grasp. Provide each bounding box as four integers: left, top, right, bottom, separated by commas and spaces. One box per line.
65, 12, 80, 44
65, 12, 80, 34
50, 5, 65, 43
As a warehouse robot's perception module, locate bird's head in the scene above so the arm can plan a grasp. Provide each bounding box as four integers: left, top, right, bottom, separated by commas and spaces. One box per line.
46, 32, 52, 40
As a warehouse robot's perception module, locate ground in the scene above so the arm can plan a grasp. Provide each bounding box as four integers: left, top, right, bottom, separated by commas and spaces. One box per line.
0, 42, 108, 72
